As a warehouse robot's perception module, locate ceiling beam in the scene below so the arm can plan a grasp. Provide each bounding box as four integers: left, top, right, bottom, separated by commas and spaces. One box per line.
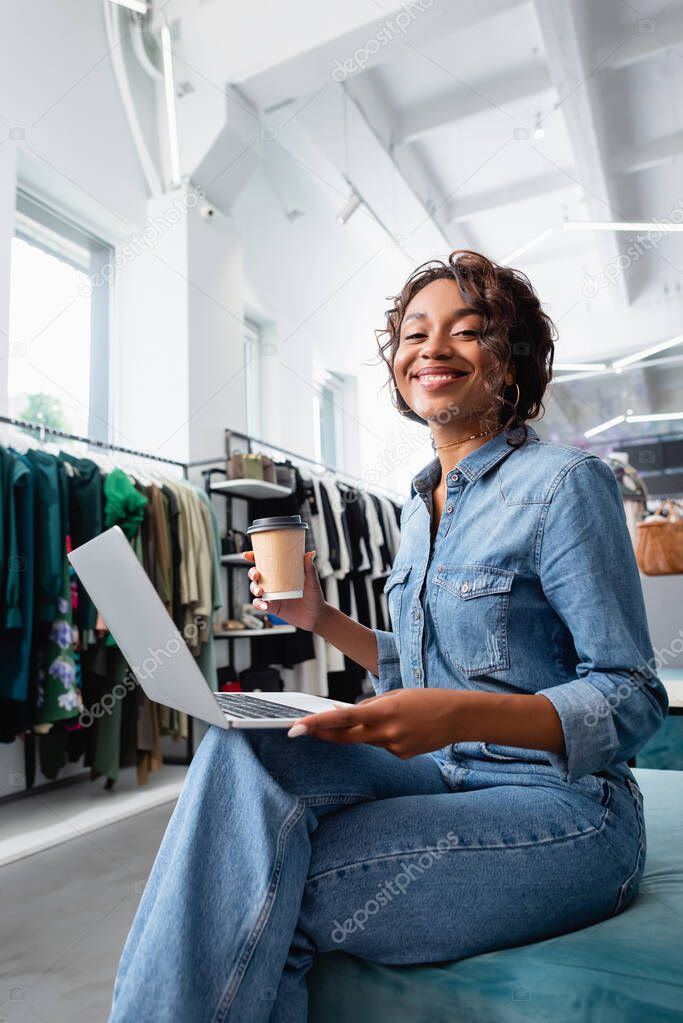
443, 170, 578, 223
291, 82, 452, 264
614, 130, 683, 176
230, 0, 529, 115
593, 4, 683, 72
395, 63, 553, 146
533, 0, 631, 305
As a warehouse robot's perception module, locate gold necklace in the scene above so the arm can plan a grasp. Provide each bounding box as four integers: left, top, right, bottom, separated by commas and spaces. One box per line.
434, 427, 499, 451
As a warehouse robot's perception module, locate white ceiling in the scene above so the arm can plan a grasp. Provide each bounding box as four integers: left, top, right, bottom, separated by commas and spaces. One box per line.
150, 0, 683, 440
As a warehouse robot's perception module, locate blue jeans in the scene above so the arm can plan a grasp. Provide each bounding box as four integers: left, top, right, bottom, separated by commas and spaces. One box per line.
108, 727, 645, 1022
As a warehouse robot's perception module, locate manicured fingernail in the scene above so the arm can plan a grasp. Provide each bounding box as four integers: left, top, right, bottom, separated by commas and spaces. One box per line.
255, 600, 267, 610
287, 723, 308, 738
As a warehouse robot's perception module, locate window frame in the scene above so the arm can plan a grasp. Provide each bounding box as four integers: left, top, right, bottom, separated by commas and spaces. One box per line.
11, 189, 113, 441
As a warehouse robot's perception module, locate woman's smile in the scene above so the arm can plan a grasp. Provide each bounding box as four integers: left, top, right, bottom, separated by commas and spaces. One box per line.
411, 366, 472, 392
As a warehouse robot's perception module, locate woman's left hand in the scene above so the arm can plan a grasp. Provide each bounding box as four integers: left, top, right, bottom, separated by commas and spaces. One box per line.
288, 688, 463, 759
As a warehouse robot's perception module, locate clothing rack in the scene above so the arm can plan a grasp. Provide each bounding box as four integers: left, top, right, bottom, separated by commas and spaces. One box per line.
0, 415, 188, 471
0, 416, 193, 806
188, 427, 408, 503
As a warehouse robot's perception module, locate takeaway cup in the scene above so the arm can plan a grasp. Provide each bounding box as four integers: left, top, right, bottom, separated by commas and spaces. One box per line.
246, 515, 308, 599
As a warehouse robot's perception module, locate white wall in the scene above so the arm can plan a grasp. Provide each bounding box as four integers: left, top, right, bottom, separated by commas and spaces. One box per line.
231, 158, 432, 494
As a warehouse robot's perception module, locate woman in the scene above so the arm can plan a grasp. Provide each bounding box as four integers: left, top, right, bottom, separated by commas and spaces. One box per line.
109, 251, 668, 1023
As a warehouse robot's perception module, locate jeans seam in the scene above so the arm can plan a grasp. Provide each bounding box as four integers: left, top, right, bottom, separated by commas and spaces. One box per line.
611, 778, 646, 917
300, 792, 374, 807
213, 800, 306, 1023
305, 821, 608, 885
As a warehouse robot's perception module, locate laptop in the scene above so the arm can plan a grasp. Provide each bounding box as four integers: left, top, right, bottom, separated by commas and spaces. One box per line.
68, 525, 347, 728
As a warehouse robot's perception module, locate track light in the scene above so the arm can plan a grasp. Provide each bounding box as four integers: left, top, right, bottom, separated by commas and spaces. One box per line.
160, 23, 181, 188
337, 189, 361, 226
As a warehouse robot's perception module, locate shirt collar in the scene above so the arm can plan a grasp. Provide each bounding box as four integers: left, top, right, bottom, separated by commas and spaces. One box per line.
410, 424, 539, 498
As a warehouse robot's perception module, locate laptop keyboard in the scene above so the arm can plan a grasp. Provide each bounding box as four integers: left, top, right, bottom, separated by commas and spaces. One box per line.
213, 692, 314, 720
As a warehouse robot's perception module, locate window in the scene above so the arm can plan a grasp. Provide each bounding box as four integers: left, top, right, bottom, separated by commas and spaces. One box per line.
7, 191, 112, 439
315, 371, 354, 470
244, 317, 262, 439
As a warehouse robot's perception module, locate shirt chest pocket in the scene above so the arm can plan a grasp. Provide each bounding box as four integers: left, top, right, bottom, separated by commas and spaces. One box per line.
383, 565, 411, 653
431, 564, 514, 676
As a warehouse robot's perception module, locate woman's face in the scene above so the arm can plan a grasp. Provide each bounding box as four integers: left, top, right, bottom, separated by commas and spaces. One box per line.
392, 277, 506, 427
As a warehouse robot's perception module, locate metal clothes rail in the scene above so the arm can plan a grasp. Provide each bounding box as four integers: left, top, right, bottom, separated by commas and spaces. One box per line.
187, 427, 408, 503
0, 415, 188, 470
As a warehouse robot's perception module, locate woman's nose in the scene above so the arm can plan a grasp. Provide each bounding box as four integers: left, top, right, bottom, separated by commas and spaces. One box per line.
419, 331, 453, 358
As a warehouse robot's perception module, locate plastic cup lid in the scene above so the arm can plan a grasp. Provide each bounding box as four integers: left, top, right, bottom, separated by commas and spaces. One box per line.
247, 514, 309, 534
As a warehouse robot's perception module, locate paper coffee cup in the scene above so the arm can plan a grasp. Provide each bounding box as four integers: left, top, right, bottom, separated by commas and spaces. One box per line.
246, 515, 308, 599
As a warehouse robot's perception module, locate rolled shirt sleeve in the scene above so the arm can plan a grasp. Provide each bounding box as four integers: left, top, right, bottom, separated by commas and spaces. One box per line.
369, 629, 404, 694
536, 455, 668, 783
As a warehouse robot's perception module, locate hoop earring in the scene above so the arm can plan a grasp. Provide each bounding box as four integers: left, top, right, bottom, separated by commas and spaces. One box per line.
505, 382, 521, 409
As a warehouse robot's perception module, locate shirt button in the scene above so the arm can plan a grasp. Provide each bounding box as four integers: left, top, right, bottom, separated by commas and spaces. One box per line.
460, 581, 469, 593
413, 668, 422, 680
412, 608, 420, 620
450, 473, 459, 483
446, 504, 453, 513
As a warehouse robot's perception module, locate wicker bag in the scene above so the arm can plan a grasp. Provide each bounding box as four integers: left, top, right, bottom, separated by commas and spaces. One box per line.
636, 501, 683, 575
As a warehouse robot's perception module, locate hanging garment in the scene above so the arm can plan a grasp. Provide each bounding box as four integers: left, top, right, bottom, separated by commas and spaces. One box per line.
161, 483, 183, 629
60, 452, 103, 634
0, 451, 35, 727
104, 468, 149, 539
310, 478, 333, 579
25, 448, 64, 623
36, 557, 80, 725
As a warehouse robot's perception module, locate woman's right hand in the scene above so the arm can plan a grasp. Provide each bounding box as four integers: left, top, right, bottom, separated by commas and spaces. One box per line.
245, 550, 327, 632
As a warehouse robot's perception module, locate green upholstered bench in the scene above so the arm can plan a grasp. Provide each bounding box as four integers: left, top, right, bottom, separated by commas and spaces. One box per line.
309, 768, 683, 1022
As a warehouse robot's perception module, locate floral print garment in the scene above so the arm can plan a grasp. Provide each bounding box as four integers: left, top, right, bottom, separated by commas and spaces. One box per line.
36, 544, 82, 725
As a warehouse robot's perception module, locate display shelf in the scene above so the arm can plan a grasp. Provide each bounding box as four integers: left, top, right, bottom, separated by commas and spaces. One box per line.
210, 478, 292, 499
213, 625, 296, 639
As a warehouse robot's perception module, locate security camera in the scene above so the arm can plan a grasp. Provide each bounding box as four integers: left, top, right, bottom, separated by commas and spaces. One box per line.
199, 204, 216, 221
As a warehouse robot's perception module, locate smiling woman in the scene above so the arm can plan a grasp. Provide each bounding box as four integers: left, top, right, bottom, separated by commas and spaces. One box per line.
108, 249, 668, 1023
376, 249, 556, 444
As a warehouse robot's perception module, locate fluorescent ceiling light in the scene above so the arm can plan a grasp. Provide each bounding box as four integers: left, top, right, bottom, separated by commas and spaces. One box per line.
563, 220, 683, 233
555, 362, 608, 372
584, 410, 683, 437
109, 0, 148, 13
502, 226, 554, 264
337, 189, 362, 225
584, 415, 626, 438
612, 335, 683, 371
160, 24, 181, 188
626, 412, 683, 423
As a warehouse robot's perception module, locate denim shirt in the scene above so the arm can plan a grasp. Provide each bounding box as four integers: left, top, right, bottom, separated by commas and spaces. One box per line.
370, 425, 668, 786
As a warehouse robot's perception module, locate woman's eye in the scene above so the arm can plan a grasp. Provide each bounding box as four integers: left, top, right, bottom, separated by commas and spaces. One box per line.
403, 332, 427, 342
453, 330, 480, 339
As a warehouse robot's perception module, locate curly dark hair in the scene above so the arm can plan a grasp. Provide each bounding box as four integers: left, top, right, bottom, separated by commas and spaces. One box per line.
376, 250, 556, 445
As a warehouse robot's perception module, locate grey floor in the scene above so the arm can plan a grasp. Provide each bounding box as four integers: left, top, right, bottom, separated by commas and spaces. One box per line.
0, 801, 175, 1023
